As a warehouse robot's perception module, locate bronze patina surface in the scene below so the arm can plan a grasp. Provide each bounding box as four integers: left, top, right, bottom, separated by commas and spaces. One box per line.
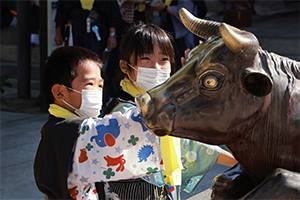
136, 8, 300, 199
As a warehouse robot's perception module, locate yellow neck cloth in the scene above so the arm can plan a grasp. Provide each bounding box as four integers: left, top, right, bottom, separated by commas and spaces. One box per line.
120, 77, 182, 186
49, 104, 77, 119
80, 0, 94, 11
165, 0, 173, 6
120, 77, 146, 97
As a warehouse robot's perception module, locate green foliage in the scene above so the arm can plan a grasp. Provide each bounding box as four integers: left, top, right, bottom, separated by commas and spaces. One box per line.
0, 74, 12, 94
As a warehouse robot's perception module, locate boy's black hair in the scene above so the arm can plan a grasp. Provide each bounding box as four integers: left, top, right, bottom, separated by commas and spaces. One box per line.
42, 46, 103, 105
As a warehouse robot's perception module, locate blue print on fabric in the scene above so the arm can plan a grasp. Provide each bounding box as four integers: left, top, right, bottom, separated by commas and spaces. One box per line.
68, 152, 74, 173
138, 144, 154, 162
131, 113, 148, 132
91, 118, 121, 147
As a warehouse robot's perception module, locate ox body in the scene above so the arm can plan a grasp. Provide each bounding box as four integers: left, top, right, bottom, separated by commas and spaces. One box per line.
136, 8, 300, 199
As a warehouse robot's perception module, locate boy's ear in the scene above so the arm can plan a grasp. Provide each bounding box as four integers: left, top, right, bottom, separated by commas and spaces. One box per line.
52, 84, 65, 101
120, 60, 129, 74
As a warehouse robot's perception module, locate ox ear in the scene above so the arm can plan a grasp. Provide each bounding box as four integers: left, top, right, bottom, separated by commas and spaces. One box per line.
243, 71, 273, 97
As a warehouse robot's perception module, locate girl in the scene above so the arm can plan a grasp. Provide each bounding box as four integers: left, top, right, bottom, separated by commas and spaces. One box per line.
102, 22, 237, 200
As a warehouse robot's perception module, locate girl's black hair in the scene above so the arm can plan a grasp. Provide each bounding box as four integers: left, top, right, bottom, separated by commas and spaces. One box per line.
119, 22, 176, 75
42, 46, 103, 105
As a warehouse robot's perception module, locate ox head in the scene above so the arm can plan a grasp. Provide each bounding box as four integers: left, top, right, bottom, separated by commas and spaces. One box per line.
136, 8, 273, 145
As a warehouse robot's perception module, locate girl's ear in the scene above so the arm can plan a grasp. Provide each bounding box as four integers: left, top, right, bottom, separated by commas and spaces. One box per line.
120, 60, 129, 74
51, 84, 65, 101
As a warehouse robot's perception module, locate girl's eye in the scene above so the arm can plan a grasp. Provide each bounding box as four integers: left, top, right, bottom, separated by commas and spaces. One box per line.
162, 57, 169, 61
140, 56, 150, 60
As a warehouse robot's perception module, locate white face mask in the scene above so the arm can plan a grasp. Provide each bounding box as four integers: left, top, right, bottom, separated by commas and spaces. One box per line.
126, 62, 171, 91
62, 85, 103, 118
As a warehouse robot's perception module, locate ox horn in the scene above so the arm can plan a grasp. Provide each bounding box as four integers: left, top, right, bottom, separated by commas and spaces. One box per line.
179, 8, 220, 40
219, 23, 259, 60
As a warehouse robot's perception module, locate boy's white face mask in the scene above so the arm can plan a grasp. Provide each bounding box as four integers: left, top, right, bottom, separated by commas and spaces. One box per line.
126, 61, 171, 91
62, 85, 103, 118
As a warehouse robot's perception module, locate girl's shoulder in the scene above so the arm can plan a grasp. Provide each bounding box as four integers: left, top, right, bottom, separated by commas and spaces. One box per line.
101, 90, 135, 117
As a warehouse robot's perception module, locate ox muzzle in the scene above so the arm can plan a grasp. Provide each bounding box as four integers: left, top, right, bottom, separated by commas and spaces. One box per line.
136, 92, 175, 137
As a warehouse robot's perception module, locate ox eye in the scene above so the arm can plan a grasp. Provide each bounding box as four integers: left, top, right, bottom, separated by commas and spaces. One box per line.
199, 70, 225, 91
203, 76, 218, 89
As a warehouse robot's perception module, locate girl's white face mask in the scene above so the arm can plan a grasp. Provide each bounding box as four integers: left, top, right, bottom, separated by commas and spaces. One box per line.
126, 61, 171, 91
62, 85, 103, 118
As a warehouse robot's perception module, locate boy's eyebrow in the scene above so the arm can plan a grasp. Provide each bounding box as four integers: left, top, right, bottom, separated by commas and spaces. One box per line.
82, 77, 104, 82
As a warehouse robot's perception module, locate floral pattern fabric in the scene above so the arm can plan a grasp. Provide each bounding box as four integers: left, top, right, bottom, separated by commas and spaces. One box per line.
180, 139, 221, 193
67, 107, 164, 199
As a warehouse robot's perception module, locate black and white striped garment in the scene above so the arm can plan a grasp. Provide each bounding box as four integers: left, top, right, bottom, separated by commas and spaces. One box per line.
108, 178, 171, 200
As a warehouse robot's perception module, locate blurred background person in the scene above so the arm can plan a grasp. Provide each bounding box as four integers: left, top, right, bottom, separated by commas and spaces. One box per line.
54, 0, 119, 110
151, 0, 198, 70
30, 0, 39, 46
103, 0, 155, 107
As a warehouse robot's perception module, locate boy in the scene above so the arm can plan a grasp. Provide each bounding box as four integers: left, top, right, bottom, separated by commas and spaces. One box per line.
34, 46, 164, 200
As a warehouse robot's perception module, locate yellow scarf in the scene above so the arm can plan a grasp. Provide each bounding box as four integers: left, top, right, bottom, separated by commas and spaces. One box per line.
80, 0, 94, 11
49, 104, 77, 119
120, 77, 182, 186
120, 77, 146, 97
160, 136, 182, 186
165, 0, 172, 6
138, 3, 146, 12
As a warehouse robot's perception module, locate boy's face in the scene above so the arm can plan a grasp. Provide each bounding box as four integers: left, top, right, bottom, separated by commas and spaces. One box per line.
64, 60, 103, 113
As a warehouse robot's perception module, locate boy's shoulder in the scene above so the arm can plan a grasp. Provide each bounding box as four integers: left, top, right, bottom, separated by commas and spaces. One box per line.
35, 115, 86, 199
41, 114, 85, 139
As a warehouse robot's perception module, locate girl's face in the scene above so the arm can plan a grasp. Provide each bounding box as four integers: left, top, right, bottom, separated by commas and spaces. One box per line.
127, 44, 171, 82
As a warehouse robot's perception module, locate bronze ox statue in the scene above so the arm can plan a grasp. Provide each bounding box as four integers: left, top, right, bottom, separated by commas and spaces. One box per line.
136, 8, 300, 199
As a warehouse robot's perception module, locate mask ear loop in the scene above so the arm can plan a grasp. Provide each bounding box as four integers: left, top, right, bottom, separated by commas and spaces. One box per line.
125, 61, 138, 83
62, 100, 77, 111
125, 61, 138, 71
61, 85, 81, 114
61, 85, 82, 94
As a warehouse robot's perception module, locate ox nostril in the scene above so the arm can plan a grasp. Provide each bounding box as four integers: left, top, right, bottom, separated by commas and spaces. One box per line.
154, 129, 168, 137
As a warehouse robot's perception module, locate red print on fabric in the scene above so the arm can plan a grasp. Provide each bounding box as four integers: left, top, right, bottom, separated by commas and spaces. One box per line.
104, 133, 116, 147
104, 154, 126, 172
79, 148, 88, 163
160, 159, 164, 165
69, 186, 78, 199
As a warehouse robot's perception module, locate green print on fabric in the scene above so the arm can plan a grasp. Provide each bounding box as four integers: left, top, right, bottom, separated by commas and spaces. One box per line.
181, 157, 188, 172
103, 168, 115, 179
86, 143, 93, 151
185, 151, 197, 162
206, 148, 216, 157
146, 167, 159, 174
79, 125, 89, 137
128, 135, 139, 146
190, 160, 198, 168
185, 151, 198, 168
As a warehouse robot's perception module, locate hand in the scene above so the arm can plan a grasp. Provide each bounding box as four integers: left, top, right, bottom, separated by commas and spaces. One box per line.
54, 26, 63, 46
107, 36, 117, 52
181, 48, 191, 67
151, 0, 165, 12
